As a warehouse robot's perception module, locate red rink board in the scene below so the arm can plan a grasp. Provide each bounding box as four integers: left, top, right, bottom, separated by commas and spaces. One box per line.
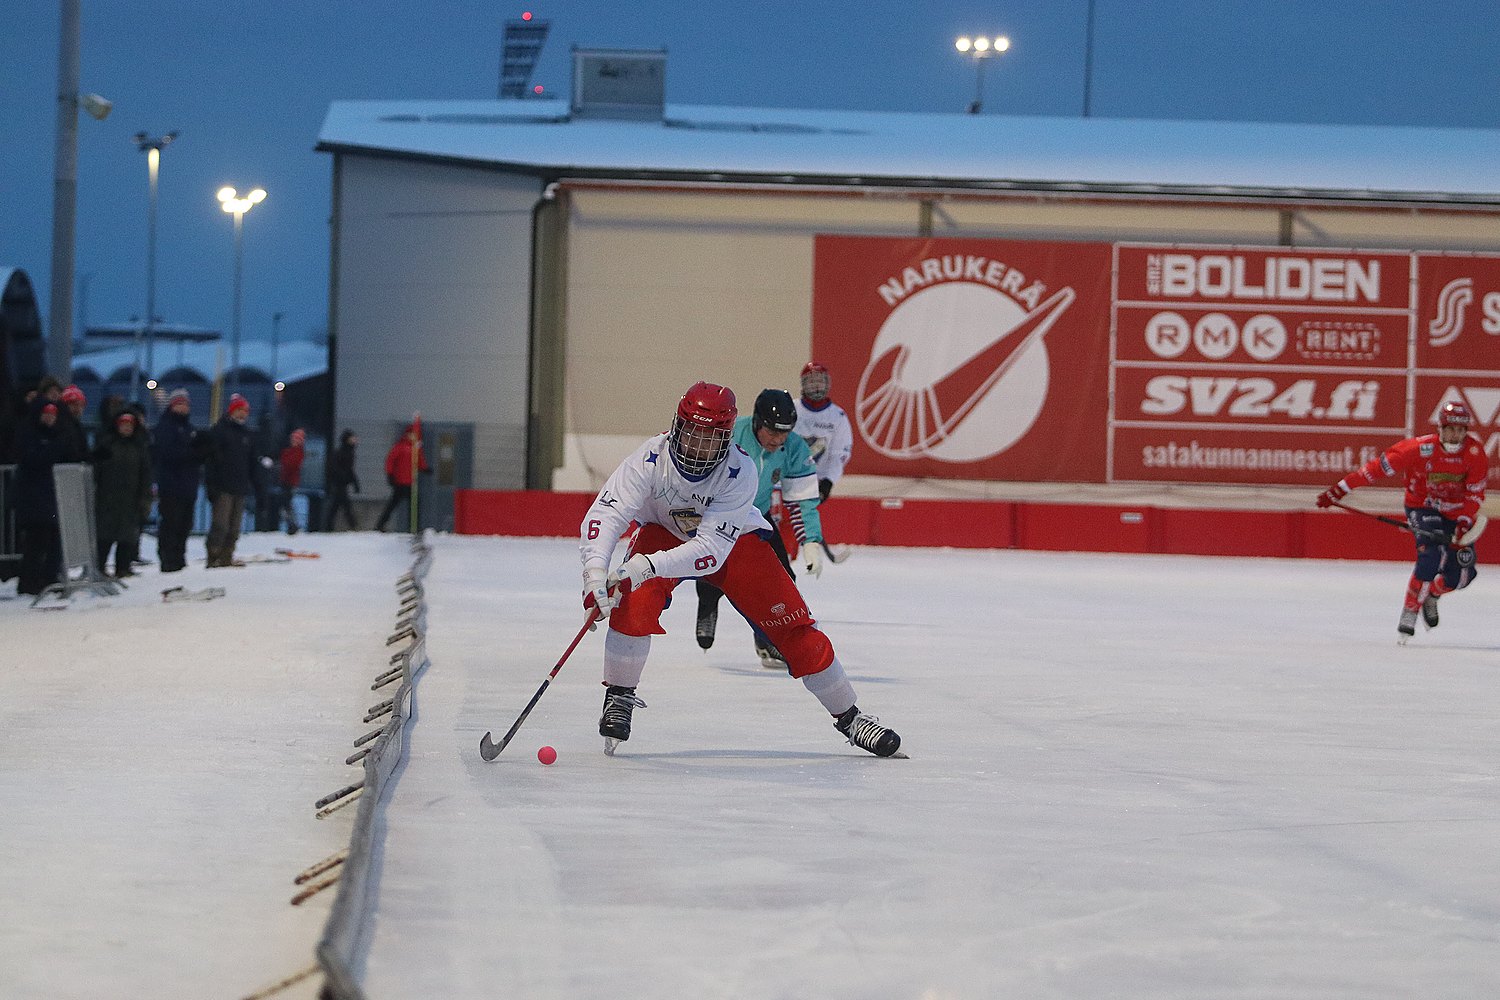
453, 489, 1494, 564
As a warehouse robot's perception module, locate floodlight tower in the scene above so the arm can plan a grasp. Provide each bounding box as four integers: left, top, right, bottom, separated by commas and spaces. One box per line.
954, 34, 1011, 114
500, 11, 551, 97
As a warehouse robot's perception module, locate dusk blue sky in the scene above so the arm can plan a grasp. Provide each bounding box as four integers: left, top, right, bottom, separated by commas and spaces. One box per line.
3, 1, 1497, 360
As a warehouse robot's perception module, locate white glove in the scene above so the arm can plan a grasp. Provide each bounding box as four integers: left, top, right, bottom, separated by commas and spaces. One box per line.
800, 542, 824, 579
607, 552, 657, 596
583, 567, 616, 620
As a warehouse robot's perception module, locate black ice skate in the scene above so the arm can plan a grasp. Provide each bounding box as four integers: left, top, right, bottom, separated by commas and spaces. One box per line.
754, 637, 788, 670
835, 705, 904, 758
599, 685, 646, 756
696, 603, 717, 650
1421, 594, 1440, 630
1397, 607, 1418, 644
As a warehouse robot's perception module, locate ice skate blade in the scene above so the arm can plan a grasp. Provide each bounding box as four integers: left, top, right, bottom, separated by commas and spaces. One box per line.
603, 737, 620, 756
1397, 634, 1412, 646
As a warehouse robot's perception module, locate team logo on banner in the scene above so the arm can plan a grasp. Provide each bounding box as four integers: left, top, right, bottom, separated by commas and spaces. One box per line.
854, 277, 1076, 462
1428, 277, 1474, 347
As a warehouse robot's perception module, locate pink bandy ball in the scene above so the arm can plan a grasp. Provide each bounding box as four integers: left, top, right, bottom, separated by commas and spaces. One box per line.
537, 746, 557, 765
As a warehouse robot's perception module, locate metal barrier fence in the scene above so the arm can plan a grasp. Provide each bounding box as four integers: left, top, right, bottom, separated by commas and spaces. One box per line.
38, 463, 121, 604
308, 532, 432, 1000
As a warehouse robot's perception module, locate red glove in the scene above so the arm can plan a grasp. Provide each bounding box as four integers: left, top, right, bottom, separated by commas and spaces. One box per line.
1315, 481, 1349, 508
1453, 515, 1475, 543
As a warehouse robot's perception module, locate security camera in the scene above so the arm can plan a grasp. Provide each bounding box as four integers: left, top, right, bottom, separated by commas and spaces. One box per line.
79, 93, 113, 121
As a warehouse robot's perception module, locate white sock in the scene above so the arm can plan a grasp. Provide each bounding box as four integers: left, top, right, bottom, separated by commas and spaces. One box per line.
603, 629, 650, 688
801, 656, 857, 716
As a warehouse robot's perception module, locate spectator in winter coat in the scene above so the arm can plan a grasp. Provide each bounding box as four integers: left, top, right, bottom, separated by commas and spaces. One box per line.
152, 389, 209, 573
55, 384, 91, 463
14, 399, 64, 595
325, 429, 361, 531
374, 424, 430, 532
93, 411, 153, 577
204, 393, 259, 568
276, 428, 306, 535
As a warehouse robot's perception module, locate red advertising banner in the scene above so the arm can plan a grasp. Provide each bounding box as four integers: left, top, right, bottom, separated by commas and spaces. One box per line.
811, 235, 1113, 481
1111, 244, 1414, 486
811, 237, 1500, 488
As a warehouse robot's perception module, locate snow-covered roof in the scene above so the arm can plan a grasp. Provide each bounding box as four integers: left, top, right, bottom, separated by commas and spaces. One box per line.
318, 98, 1500, 206
70, 338, 327, 385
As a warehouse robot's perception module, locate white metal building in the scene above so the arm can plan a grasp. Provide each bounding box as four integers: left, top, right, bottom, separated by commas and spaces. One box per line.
316, 51, 1500, 501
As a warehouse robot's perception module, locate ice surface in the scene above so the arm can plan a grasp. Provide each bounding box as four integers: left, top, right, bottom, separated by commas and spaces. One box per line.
6, 533, 1499, 999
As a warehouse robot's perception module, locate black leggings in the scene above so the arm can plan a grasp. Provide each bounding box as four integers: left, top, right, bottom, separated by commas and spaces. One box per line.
375, 484, 412, 531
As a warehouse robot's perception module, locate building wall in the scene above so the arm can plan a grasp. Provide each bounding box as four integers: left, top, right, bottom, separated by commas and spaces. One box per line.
331, 159, 1500, 500
555, 188, 919, 488
331, 155, 540, 492
554, 186, 1500, 494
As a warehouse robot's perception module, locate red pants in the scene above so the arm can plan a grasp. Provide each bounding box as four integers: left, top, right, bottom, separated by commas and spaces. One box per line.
610, 523, 834, 678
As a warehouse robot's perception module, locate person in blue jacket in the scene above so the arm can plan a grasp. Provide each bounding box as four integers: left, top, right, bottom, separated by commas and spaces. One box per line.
695, 388, 826, 667
152, 389, 210, 573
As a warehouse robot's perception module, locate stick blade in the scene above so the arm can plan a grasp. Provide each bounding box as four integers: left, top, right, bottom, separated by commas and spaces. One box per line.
479, 732, 503, 761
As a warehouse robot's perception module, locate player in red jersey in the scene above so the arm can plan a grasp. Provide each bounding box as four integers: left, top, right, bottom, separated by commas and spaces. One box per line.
1317, 401, 1488, 642
579, 382, 902, 757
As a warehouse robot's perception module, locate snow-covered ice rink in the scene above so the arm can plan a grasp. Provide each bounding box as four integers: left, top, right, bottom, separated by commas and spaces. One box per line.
5, 532, 1499, 999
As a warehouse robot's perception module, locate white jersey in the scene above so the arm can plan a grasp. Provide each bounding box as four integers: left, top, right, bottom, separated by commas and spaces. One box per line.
580, 432, 772, 581
793, 399, 853, 484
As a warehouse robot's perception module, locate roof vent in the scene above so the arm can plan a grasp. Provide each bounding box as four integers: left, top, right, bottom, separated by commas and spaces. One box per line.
571, 47, 666, 121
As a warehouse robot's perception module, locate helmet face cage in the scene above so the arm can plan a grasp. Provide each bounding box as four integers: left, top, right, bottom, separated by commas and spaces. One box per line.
1437, 401, 1472, 453
800, 363, 830, 402
669, 416, 733, 478
1438, 401, 1472, 429
669, 382, 736, 479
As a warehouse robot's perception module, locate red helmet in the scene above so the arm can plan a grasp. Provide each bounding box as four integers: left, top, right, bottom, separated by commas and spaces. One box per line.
800, 361, 831, 403
670, 382, 737, 479
1437, 401, 1472, 428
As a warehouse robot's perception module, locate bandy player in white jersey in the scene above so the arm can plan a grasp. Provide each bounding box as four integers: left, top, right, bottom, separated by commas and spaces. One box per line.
579, 381, 902, 757
793, 361, 853, 503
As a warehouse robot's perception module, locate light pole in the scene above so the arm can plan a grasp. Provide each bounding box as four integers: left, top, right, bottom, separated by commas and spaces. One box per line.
132, 131, 177, 405
1082, 0, 1096, 116
47, 0, 112, 379
217, 185, 266, 399
270, 310, 283, 385
954, 34, 1011, 114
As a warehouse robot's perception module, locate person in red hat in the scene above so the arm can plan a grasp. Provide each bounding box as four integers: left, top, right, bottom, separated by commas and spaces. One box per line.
151, 388, 209, 572
204, 393, 260, 567
92, 410, 153, 577
276, 428, 307, 534
53, 383, 91, 463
